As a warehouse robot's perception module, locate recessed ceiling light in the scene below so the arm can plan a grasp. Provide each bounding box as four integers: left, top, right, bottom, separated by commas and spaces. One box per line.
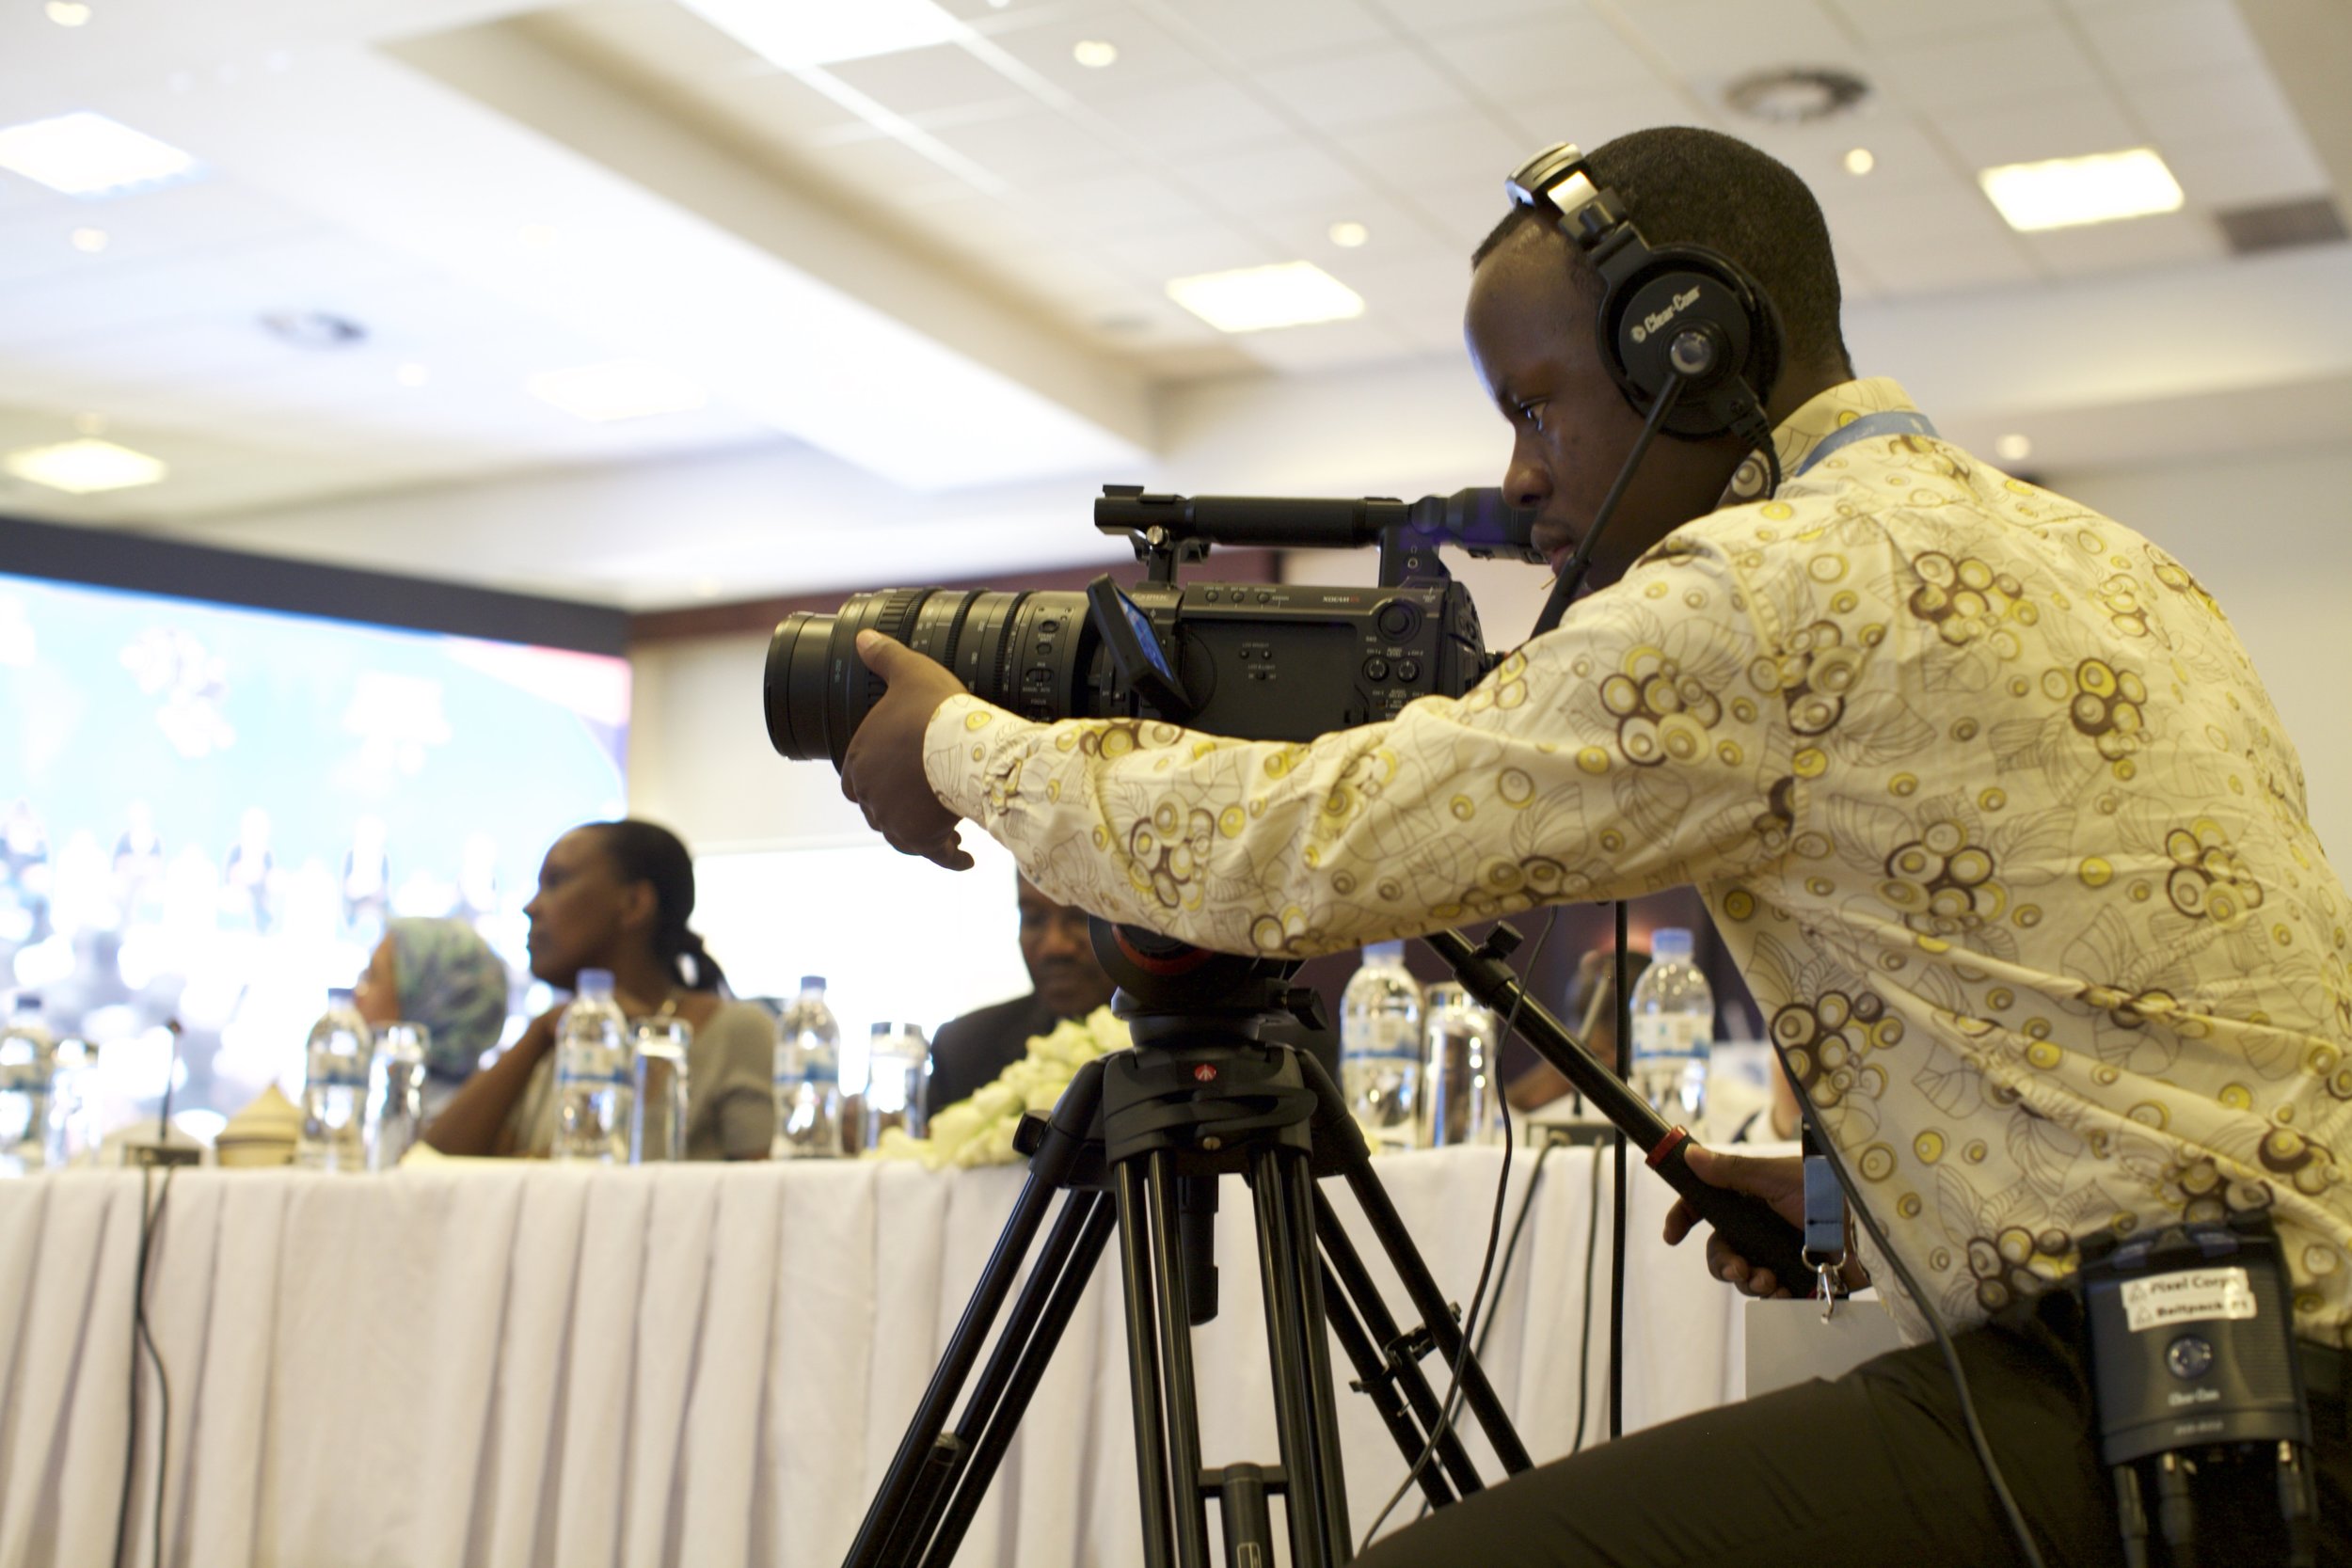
45, 2, 93, 27
394, 362, 431, 388
1724, 66, 1868, 124
527, 359, 707, 422
70, 227, 107, 253
0, 112, 198, 198
1167, 261, 1365, 334
1327, 221, 1369, 248
1073, 39, 1118, 68
3, 437, 167, 494
1843, 148, 1875, 176
1979, 148, 2184, 232
1994, 433, 2032, 462
673, 0, 961, 67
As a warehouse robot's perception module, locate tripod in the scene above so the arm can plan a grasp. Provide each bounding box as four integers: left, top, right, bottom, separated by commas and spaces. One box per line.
843, 929, 1533, 1568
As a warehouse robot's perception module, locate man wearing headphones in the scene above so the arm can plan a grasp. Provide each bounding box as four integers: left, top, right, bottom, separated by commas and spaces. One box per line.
844, 126, 2352, 1563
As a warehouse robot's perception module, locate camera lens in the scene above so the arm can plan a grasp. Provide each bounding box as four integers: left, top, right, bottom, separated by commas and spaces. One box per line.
764, 589, 1101, 767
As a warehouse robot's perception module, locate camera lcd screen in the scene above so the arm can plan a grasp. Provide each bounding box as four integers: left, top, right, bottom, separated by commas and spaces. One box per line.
1115, 589, 1175, 680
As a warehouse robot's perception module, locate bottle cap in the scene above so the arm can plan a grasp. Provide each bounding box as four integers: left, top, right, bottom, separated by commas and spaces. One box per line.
800, 974, 826, 992
870, 1022, 927, 1042
577, 968, 615, 998
327, 986, 356, 1005
1363, 940, 1406, 963
1649, 927, 1693, 963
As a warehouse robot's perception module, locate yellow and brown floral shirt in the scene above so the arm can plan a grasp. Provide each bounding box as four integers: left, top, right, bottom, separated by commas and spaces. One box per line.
926, 378, 2352, 1341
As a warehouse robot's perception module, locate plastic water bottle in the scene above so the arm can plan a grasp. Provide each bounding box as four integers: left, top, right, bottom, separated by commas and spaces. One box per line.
1629, 928, 1714, 1125
1422, 984, 1503, 1148
863, 1022, 930, 1148
296, 988, 374, 1171
771, 975, 843, 1159
1341, 942, 1423, 1151
0, 996, 56, 1177
366, 1022, 429, 1171
553, 969, 633, 1164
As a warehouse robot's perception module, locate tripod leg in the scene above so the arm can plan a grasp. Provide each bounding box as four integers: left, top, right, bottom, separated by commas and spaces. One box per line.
1251, 1146, 1345, 1567
1313, 1190, 1482, 1497
1334, 1157, 1533, 1473
1139, 1148, 1216, 1568
844, 1061, 1106, 1568
1316, 1255, 1457, 1513
919, 1191, 1119, 1565
1284, 1152, 1355, 1556
1115, 1158, 1179, 1568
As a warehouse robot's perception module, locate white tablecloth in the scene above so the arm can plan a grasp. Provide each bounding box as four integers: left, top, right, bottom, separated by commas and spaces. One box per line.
0, 1145, 1741, 1568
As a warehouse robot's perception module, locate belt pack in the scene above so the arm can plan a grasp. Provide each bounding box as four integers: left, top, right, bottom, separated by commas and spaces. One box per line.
2077, 1211, 2321, 1568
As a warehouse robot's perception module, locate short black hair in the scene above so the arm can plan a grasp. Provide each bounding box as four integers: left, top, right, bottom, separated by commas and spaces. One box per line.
1475, 126, 1852, 376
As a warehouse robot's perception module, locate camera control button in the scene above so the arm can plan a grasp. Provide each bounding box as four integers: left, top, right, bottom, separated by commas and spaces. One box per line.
1375, 601, 1417, 638
1363, 657, 1390, 682
1395, 658, 1422, 682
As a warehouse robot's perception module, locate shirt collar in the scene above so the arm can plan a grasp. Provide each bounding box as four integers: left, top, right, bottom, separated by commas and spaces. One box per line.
1718, 376, 1924, 507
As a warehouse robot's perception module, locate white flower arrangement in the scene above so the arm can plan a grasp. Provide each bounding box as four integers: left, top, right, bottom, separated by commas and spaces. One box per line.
867, 1005, 1131, 1170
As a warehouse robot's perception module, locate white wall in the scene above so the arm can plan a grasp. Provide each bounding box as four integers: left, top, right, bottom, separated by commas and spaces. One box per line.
2045, 442, 2352, 868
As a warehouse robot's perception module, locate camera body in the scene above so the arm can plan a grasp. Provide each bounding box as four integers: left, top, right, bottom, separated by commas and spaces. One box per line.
765, 486, 1537, 766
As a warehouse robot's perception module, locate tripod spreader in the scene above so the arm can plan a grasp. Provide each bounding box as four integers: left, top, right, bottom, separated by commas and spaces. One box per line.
1421, 927, 1817, 1295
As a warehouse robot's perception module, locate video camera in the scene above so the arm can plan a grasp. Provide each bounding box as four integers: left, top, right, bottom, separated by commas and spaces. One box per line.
762, 484, 1540, 767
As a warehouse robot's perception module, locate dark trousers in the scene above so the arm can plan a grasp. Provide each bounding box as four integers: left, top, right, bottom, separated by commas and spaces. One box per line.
1357, 1302, 2352, 1567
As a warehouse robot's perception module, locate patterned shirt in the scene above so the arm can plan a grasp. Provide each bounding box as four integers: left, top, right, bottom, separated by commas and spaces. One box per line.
926, 378, 2352, 1341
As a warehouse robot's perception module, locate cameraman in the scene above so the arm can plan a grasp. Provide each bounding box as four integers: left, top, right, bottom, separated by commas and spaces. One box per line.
841, 126, 2352, 1563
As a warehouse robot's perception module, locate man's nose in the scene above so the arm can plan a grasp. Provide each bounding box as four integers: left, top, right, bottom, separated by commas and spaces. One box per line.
1040, 917, 1088, 957
1505, 437, 1550, 511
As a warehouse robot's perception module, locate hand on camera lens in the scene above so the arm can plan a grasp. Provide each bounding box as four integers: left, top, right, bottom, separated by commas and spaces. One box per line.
843, 631, 977, 871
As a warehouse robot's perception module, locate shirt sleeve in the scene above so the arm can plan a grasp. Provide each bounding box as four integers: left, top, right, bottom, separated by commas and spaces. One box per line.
924, 535, 1794, 958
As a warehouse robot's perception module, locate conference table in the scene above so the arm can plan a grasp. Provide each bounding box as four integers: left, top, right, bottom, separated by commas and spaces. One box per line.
0, 1143, 1744, 1568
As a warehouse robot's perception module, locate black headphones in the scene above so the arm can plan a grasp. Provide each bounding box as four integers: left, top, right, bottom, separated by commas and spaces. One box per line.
1504, 142, 1783, 450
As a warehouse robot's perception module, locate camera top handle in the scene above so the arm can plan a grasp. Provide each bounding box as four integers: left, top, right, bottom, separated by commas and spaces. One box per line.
1096, 486, 1543, 588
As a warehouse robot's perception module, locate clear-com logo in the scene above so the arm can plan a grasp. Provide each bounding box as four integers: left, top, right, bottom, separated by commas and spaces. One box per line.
1630, 286, 1702, 344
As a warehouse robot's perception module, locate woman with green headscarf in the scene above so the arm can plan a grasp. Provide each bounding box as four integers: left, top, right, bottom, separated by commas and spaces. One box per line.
354, 916, 512, 1114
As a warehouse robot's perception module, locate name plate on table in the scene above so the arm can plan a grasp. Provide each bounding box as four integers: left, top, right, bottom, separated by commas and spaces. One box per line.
1744, 1293, 1905, 1399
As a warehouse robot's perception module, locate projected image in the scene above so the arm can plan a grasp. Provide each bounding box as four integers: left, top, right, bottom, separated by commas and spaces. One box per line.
0, 571, 628, 1143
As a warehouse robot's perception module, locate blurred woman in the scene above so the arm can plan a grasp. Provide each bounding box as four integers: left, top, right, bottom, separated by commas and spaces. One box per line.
352, 915, 508, 1118
423, 819, 773, 1160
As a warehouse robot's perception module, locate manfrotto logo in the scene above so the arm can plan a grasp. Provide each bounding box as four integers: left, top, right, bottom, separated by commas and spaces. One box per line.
1630, 287, 1702, 344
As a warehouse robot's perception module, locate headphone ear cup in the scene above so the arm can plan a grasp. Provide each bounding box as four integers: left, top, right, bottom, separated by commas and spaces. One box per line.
1595, 245, 1782, 439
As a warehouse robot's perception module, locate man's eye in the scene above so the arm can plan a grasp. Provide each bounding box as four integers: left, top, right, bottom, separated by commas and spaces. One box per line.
1515, 399, 1548, 431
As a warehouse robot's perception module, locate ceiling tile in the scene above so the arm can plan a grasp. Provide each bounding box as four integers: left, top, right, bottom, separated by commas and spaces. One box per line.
973, 4, 1216, 101
821, 42, 1033, 120
1251, 190, 1454, 271
1730, 116, 1954, 197
1619, 0, 1869, 83
1251, 44, 1477, 133
1497, 83, 1710, 160
1006, 168, 1216, 236
1827, 0, 2056, 44
794, 129, 993, 201
1371, 0, 1572, 29
1098, 214, 1278, 280
2122, 67, 2304, 150
1872, 19, 2104, 113
1327, 249, 1471, 325
1081, 75, 1293, 162
2070, 0, 2261, 81
1931, 89, 2142, 169
1413, 12, 1652, 103
1845, 230, 2041, 294
1334, 107, 1532, 197
2018, 208, 2222, 276
1229, 314, 1421, 374
693, 68, 870, 147
1398, 177, 1520, 256
527, 4, 769, 84
925, 104, 1131, 184
1176, 139, 1368, 217
2160, 128, 2331, 210
1144, 0, 1392, 69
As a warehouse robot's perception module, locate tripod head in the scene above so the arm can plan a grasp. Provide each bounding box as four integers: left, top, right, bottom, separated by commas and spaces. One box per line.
1090, 919, 1329, 1050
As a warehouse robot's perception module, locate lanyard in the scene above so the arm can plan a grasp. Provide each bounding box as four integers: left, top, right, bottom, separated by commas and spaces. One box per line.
1791, 409, 1939, 478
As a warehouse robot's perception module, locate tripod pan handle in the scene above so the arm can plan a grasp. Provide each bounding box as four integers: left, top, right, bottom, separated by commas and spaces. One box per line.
1648, 1129, 1817, 1296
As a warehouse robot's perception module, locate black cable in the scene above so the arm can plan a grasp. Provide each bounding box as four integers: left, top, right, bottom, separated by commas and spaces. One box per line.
112, 1022, 181, 1568
1569, 1140, 1605, 1454
1358, 909, 1562, 1552
1472, 1133, 1561, 1367
1609, 900, 1629, 1442
1786, 1080, 2050, 1568
1528, 373, 1687, 641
